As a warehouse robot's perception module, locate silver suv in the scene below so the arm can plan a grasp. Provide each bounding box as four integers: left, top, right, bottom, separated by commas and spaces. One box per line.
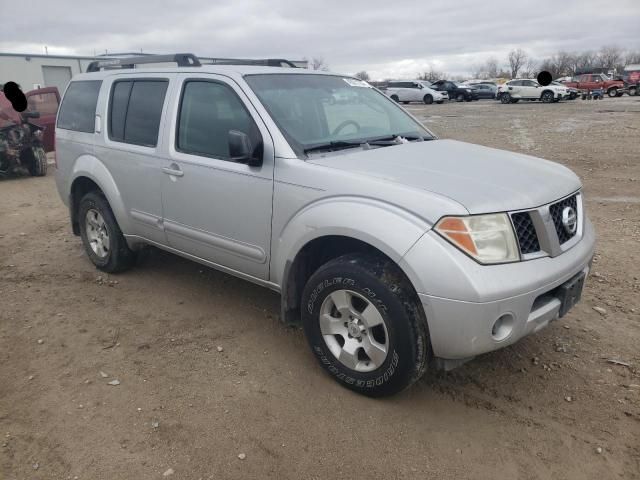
55, 54, 595, 397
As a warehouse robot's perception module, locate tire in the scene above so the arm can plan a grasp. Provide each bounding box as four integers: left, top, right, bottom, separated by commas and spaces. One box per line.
25, 146, 47, 176
456, 93, 464, 102
436, 101, 443, 104
629, 87, 637, 96
607, 88, 618, 98
78, 191, 136, 273
511, 99, 520, 103
541, 91, 554, 103
301, 253, 429, 397
500, 93, 511, 104
423, 94, 433, 105
402, 101, 409, 104
390, 95, 399, 103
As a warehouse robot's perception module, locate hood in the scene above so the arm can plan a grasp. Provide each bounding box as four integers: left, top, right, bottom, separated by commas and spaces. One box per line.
307, 139, 581, 214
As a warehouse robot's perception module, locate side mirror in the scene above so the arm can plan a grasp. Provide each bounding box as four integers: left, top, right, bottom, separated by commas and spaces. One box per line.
228, 130, 262, 167
22, 111, 40, 119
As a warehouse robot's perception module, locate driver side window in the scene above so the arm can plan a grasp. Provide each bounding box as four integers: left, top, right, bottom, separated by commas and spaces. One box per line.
177, 80, 262, 161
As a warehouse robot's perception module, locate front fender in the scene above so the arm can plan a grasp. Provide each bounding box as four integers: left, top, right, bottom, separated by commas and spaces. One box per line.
272, 196, 432, 290
68, 155, 132, 234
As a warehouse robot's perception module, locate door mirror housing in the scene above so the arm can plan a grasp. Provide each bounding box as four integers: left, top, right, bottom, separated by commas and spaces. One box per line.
228, 130, 263, 167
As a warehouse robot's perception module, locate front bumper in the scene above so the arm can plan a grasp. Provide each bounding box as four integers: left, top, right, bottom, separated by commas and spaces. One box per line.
401, 217, 596, 360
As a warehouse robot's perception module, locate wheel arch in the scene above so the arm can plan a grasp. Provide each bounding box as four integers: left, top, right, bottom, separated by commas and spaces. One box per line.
68, 156, 130, 236
274, 198, 431, 325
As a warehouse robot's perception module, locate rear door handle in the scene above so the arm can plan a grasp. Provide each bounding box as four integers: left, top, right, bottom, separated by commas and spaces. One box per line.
162, 164, 184, 177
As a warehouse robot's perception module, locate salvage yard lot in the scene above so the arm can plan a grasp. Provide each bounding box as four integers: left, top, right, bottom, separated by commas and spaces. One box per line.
1, 97, 639, 480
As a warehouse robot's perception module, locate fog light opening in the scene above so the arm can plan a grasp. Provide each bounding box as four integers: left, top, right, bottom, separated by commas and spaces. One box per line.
491, 314, 514, 341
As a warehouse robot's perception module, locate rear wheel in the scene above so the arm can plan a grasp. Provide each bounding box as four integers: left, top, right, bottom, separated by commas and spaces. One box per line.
629, 87, 637, 96
78, 191, 136, 273
423, 94, 433, 105
25, 147, 47, 176
301, 253, 429, 397
456, 93, 465, 102
390, 95, 399, 102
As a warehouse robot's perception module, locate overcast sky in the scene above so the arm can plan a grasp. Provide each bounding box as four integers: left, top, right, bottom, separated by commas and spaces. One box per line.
2, 0, 640, 79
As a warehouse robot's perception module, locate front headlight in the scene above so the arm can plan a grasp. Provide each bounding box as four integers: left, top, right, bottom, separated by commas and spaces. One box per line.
435, 213, 519, 264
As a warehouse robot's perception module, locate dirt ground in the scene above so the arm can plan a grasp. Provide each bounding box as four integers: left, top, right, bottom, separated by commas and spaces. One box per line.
1, 96, 639, 480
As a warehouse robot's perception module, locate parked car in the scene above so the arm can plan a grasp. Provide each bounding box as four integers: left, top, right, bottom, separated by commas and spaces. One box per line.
497, 79, 569, 103
622, 64, 640, 96
55, 54, 595, 397
552, 81, 578, 100
469, 83, 496, 99
430, 80, 479, 101
562, 73, 625, 97
384, 80, 448, 104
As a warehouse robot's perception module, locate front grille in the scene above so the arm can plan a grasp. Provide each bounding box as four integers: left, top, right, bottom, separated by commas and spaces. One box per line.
511, 212, 540, 254
549, 195, 578, 244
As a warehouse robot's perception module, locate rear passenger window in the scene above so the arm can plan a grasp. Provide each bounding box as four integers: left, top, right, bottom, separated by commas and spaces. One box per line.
57, 81, 101, 133
177, 80, 261, 161
108, 79, 168, 147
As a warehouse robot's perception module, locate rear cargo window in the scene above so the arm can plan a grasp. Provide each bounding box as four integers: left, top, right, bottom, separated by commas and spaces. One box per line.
57, 81, 102, 133
108, 79, 168, 147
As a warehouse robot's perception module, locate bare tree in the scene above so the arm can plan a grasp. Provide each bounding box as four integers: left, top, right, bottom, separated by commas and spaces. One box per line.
304, 56, 329, 71
485, 57, 499, 78
354, 71, 370, 81
418, 67, 446, 82
598, 45, 623, 70
508, 49, 527, 78
522, 57, 538, 79
624, 50, 640, 65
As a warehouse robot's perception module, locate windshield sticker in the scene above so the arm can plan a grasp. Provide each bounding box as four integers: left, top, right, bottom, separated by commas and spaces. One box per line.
343, 78, 370, 87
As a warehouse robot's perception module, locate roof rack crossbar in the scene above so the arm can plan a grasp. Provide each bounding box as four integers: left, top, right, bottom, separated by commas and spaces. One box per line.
201, 58, 298, 68
86, 53, 201, 72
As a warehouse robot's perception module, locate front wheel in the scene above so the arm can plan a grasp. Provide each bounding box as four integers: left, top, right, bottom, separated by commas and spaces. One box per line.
500, 93, 511, 104
456, 93, 465, 102
390, 95, 399, 103
301, 253, 430, 397
423, 94, 433, 105
607, 88, 618, 98
78, 192, 136, 273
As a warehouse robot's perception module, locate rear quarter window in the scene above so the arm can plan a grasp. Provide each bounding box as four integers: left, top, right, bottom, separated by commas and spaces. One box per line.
108, 79, 168, 147
57, 81, 102, 133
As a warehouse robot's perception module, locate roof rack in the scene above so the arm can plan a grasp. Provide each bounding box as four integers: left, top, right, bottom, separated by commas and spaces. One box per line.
200, 58, 298, 68
86, 53, 201, 72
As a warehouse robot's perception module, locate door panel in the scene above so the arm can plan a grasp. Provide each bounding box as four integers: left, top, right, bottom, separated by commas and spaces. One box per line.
161, 74, 275, 280
96, 74, 175, 245
26, 87, 60, 152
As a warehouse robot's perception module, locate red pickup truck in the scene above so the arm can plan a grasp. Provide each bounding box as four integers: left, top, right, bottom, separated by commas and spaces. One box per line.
563, 74, 624, 98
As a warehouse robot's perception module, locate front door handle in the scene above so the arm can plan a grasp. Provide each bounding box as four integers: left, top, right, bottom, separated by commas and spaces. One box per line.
162, 163, 184, 177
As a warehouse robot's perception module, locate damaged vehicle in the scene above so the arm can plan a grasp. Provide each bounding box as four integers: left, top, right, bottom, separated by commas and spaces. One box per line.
0, 86, 58, 177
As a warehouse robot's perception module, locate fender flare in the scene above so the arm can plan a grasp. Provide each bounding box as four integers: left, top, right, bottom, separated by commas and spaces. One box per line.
68, 154, 133, 235
273, 196, 433, 298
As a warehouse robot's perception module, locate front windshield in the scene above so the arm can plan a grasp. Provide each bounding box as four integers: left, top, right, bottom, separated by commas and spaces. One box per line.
244, 74, 433, 156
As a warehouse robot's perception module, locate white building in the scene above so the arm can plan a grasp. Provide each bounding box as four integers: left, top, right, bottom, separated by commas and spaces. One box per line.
1, 52, 309, 95
0, 52, 108, 94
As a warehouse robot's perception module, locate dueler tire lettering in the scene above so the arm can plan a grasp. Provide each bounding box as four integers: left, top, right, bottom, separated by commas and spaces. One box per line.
301, 253, 430, 397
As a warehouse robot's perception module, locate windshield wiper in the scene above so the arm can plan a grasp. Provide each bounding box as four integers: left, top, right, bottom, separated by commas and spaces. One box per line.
303, 135, 429, 154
